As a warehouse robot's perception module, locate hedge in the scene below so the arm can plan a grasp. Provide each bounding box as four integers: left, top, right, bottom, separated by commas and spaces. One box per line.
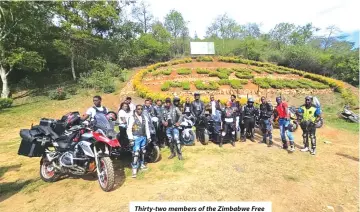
177, 68, 192, 75
253, 78, 329, 89
196, 56, 213, 62
218, 79, 248, 89
194, 80, 219, 90
196, 68, 210, 74
0, 98, 13, 110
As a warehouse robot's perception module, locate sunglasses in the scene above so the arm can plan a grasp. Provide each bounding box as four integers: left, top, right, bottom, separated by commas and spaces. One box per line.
137, 108, 143, 110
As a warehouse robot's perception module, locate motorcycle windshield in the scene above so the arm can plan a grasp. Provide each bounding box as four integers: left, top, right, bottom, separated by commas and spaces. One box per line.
93, 114, 117, 138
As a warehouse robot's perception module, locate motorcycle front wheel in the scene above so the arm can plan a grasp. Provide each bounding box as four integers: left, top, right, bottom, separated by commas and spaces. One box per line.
145, 144, 161, 163
97, 157, 115, 192
40, 156, 60, 182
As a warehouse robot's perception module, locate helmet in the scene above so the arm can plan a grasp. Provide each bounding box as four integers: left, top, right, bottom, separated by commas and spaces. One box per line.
165, 97, 171, 103
247, 98, 254, 103
194, 92, 200, 96
106, 111, 118, 121
61, 112, 81, 129
173, 96, 180, 102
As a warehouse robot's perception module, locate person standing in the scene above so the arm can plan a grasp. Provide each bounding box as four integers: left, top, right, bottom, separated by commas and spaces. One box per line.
221, 101, 236, 147
183, 97, 192, 117
117, 102, 131, 146
240, 98, 259, 142
154, 99, 166, 148
230, 95, 242, 141
298, 96, 321, 155
259, 97, 274, 147
81, 95, 109, 121
275, 96, 295, 152
127, 105, 151, 178
143, 99, 158, 146
162, 98, 184, 160
125, 96, 136, 113
191, 92, 207, 142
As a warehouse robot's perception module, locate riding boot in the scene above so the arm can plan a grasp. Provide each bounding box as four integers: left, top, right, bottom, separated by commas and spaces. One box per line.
231, 132, 235, 147
310, 134, 316, 155
268, 132, 273, 147
168, 142, 176, 159
176, 140, 183, 160
218, 135, 223, 147
282, 139, 288, 149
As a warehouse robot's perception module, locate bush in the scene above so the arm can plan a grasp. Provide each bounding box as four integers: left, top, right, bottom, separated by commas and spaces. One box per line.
48, 87, 67, 100
253, 78, 329, 89
0, 98, 13, 110
170, 81, 182, 87
196, 68, 210, 74
79, 69, 114, 92
194, 80, 219, 90
235, 72, 254, 79
196, 56, 213, 62
182, 82, 190, 90
161, 82, 171, 91
102, 84, 116, 93
162, 69, 172, 75
67, 87, 77, 95
177, 68, 192, 75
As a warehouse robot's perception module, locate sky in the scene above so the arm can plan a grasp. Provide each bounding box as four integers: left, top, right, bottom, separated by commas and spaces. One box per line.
131, 0, 360, 47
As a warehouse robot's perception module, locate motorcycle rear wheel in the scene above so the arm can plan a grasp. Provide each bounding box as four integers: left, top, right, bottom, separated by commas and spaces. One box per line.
97, 157, 115, 192
40, 156, 60, 182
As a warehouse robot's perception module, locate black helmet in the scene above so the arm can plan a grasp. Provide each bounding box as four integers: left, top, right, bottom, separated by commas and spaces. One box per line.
247, 97, 254, 103
194, 92, 200, 96
165, 97, 171, 103
173, 96, 180, 102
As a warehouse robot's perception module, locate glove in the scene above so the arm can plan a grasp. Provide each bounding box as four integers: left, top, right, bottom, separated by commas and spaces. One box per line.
129, 140, 134, 147
82, 120, 89, 126
147, 138, 152, 143
241, 120, 244, 124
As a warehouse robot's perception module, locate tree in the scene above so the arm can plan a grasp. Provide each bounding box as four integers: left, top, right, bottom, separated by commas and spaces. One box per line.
269, 23, 296, 50
322, 25, 341, 50
289, 23, 319, 45
0, 1, 50, 98
205, 13, 242, 39
131, 0, 153, 33
242, 23, 261, 38
164, 10, 188, 55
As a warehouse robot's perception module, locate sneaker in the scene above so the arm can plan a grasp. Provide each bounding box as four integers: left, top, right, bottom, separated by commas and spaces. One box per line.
310, 148, 316, 155
289, 145, 295, 152
132, 169, 137, 178
300, 147, 309, 152
140, 164, 148, 170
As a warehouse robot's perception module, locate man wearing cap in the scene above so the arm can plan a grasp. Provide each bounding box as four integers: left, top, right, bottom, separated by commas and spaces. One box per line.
240, 97, 259, 142
162, 97, 184, 160
275, 96, 295, 152
259, 96, 274, 147
298, 96, 321, 155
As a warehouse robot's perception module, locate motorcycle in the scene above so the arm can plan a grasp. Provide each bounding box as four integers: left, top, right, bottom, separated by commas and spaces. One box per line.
338, 105, 359, 123
18, 111, 120, 192
178, 115, 196, 146
272, 107, 299, 132
112, 116, 161, 163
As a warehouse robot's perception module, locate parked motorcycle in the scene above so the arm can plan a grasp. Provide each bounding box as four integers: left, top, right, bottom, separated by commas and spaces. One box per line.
338, 105, 359, 123
18, 111, 120, 192
272, 107, 299, 132
178, 115, 196, 146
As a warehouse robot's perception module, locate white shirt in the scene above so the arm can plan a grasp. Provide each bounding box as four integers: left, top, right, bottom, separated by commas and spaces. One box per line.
86, 106, 108, 120
118, 109, 131, 126
211, 101, 216, 115
126, 113, 151, 140
129, 103, 136, 112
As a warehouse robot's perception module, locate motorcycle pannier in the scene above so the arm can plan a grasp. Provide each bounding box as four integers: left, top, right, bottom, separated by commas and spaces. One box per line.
40, 118, 57, 127
18, 129, 45, 157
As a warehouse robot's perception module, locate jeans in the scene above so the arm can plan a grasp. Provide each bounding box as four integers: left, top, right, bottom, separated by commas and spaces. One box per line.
278, 118, 294, 145
260, 118, 272, 142
166, 127, 180, 141
131, 136, 147, 169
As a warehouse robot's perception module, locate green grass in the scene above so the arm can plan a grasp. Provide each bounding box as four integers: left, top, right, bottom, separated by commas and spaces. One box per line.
218, 79, 248, 89
196, 68, 210, 74
159, 160, 185, 172
182, 82, 190, 90
322, 104, 359, 133
194, 80, 219, 90
252, 78, 329, 89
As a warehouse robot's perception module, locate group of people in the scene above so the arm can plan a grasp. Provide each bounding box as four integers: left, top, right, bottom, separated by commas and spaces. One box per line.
82, 93, 322, 178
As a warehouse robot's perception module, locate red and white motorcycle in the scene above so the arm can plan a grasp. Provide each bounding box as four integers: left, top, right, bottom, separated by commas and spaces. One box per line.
18, 111, 120, 192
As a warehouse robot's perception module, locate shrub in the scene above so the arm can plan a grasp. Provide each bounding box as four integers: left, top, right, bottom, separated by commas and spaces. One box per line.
152, 71, 162, 76
48, 87, 67, 100
177, 68, 192, 75
161, 82, 171, 91
194, 80, 219, 90
102, 84, 116, 93
253, 78, 329, 89
67, 87, 77, 95
0, 98, 13, 110
182, 82, 190, 90
170, 81, 182, 87
235, 72, 254, 79
196, 68, 210, 74
162, 69, 172, 75
79, 69, 114, 92
196, 56, 213, 62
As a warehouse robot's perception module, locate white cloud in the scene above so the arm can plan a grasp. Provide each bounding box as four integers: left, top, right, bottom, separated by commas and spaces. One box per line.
145, 0, 359, 38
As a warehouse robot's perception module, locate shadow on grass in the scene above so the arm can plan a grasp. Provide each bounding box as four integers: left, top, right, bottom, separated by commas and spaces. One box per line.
336, 152, 359, 162
0, 179, 35, 203
0, 164, 21, 179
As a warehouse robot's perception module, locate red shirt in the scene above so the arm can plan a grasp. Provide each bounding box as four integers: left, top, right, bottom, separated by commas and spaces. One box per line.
276, 102, 289, 118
